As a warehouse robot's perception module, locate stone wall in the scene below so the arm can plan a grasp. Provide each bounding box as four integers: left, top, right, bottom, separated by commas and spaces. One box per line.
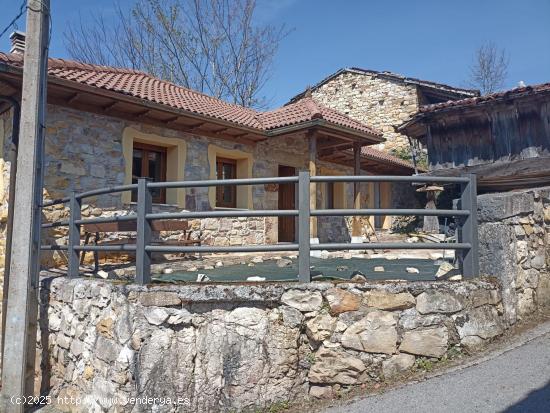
310, 72, 419, 153
478, 187, 550, 325
38, 275, 509, 412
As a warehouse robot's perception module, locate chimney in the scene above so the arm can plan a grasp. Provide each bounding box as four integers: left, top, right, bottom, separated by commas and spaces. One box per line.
9, 31, 26, 55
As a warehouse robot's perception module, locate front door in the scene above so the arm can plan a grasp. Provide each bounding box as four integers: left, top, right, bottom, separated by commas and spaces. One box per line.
278, 165, 296, 242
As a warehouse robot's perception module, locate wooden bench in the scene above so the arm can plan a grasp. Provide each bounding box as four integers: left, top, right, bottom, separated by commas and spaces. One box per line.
79, 219, 202, 271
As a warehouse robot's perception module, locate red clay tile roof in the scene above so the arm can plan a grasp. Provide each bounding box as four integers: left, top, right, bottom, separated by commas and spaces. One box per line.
362, 147, 417, 170
0, 52, 381, 137
419, 82, 550, 113
259, 97, 382, 136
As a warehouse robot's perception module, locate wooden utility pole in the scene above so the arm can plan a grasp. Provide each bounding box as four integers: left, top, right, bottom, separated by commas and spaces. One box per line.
0, 1, 50, 411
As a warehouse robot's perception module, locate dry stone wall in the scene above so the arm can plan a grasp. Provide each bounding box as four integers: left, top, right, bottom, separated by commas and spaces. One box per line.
478, 186, 550, 325
310, 72, 419, 153
38, 276, 508, 412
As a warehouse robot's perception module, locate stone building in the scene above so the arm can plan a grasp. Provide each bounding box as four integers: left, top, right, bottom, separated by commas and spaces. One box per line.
0, 47, 420, 279
289, 68, 479, 154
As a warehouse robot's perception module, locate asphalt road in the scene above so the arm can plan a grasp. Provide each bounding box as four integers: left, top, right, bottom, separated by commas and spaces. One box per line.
325, 329, 550, 413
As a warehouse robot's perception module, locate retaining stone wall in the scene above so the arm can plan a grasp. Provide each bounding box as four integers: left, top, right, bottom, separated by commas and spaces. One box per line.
38, 276, 508, 412
478, 186, 550, 325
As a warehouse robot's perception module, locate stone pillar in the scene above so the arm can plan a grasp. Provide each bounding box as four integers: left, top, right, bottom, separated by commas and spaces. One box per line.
308, 132, 318, 242
351, 143, 363, 243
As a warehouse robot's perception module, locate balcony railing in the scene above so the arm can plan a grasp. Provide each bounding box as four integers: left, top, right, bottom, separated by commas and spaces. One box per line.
40, 173, 478, 284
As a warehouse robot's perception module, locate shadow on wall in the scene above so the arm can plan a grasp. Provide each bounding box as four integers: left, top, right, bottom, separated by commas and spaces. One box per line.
503, 380, 550, 413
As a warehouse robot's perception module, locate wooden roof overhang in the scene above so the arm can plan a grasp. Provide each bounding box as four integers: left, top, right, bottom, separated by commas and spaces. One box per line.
266, 118, 384, 153
0, 64, 266, 146
320, 149, 415, 175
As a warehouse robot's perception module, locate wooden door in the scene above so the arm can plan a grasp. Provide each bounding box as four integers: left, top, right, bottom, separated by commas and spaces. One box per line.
278, 165, 296, 242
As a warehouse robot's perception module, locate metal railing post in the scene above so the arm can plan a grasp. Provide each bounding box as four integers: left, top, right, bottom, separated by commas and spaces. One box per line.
298, 171, 311, 282
67, 191, 81, 278
459, 173, 479, 278
136, 178, 153, 285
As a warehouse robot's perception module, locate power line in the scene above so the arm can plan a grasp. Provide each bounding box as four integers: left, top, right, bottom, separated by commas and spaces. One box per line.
0, 0, 27, 40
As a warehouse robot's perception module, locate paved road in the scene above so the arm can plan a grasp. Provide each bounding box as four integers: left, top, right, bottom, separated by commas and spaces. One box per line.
325, 331, 550, 413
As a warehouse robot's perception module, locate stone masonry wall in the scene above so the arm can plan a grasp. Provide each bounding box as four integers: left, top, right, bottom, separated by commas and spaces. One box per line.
311, 72, 419, 153
478, 186, 550, 325
37, 276, 508, 412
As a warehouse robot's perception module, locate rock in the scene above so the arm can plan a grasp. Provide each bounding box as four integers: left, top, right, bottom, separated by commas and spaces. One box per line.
309, 385, 334, 399
416, 290, 463, 314
246, 276, 266, 282
277, 258, 293, 268
188, 266, 198, 272
537, 274, 550, 308
308, 347, 366, 385
96, 336, 122, 363
83, 365, 94, 380
351, 273, 367, 282
281, 306, 304, 328
248, 263, 255, 267
453, 306, 504, 340
144, 307, 170, 325
139, 291, 181, 307
399, 309, 445, 330
374, 266, 385, 272
406, 236, 419, 243
399, 327, 448, 358
215, 261, 224, 268
196, 273, 210, 282
306, 314, 337, 343
96, 317, 114, 339
341, 311, 397, 354
364, 290, 415, 311
166, 309, 193, 325
325, 288, 361, 314
471, 289, 501, 307
336, 265, 349, 272
435, 262, 455, 278
203, 265, 214, 270
281, 289, 323, 312
162, 268, 174, 274
382, 353, 416, 378
406, 267, 419, 274
461, 336, 485, 352
251, 256, 264, 263
97, 270, 109, 279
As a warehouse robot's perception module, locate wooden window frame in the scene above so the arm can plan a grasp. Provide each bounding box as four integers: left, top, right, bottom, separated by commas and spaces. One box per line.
216, 157, 237, 208
132, 141, 167, 204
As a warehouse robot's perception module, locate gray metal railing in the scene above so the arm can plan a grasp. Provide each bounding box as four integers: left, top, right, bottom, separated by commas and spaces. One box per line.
40, 172, 478, 284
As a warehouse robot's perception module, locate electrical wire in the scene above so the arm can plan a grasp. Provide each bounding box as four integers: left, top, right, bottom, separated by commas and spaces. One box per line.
0, 0, 27, 40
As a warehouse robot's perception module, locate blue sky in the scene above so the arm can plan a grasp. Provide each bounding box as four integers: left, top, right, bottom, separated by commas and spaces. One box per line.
2, 0, 549, 108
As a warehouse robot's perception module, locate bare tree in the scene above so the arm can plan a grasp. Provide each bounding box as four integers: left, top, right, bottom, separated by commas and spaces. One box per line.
468, 42, 509, 95
64, 0, 288, 108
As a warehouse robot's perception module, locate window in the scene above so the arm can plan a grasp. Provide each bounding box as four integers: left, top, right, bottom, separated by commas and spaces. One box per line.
216, 157, 237, 208
131, 142, 167, 203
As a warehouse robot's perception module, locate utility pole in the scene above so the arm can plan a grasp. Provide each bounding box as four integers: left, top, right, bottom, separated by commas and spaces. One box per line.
0, 0, 50, 411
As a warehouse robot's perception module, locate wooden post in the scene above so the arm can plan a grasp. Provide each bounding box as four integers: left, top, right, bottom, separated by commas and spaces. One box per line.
308, 131, 318, 240
352, 143, 362, 240
0, 1, 50, 410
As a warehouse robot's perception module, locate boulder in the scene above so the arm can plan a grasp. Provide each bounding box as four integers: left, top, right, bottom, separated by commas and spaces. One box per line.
309, 385, 334, 399
277, 258, 293, 268
382, 353, 416, 378
399, 327, 448, 358
139, 291, 181, 307
325, 288, 361, 314
306, 314, 337, 343
452, 306, 504, 340
341, 311, 397, 354
364, 291, 415, 311
308, 347, 366, 385
281, 290, 323, 312
416, 290, 463, 314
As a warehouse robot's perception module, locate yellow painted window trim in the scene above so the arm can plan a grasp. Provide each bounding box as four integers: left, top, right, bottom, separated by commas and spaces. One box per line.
207, 144, 253, 210
121, 127, 187, 207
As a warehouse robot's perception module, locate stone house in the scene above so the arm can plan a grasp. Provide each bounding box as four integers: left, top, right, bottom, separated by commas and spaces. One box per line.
398, 83, 550, 192
289, 68, 479, 155
0, 47, 421, 273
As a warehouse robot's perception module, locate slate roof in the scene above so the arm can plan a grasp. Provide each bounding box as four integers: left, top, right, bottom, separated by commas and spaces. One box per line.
419, 82, 550, 113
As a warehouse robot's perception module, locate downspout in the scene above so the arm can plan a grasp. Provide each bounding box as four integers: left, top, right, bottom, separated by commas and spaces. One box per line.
0, 95, 20, 370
